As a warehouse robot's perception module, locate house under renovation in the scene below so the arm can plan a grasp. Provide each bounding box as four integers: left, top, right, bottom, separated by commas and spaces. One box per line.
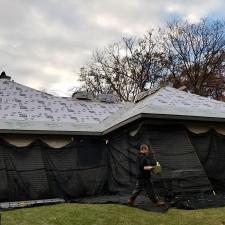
0, 73, 225, 209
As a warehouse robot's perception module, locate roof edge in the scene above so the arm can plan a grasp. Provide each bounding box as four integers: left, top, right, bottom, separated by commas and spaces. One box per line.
102, 113, 225, 135
1, 113, 225, 136
0, 129, 102, 136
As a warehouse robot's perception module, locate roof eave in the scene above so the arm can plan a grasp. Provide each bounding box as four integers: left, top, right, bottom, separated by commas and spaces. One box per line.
0, 129, 102, 136
142, 113, 225, 123
1, 113, 225, 136
102, 113, 225, 135
102, 114, 142, 135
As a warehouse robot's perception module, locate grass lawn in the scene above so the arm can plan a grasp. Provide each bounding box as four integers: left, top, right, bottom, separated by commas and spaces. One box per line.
2, 203, 225, 225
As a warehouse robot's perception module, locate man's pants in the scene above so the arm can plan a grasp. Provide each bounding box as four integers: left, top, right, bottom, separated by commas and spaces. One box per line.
130, 178, 158, 203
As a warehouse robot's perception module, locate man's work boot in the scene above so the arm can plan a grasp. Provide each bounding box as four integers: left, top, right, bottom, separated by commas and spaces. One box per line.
153, 200, 166, 207
127, 197, 135, 206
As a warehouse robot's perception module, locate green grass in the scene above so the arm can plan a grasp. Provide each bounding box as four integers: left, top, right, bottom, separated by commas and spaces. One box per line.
2, 203, 225, 225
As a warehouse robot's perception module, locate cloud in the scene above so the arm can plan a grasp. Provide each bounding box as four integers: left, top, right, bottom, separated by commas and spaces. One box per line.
0, 0, 224, 96
165, 0, 224, 23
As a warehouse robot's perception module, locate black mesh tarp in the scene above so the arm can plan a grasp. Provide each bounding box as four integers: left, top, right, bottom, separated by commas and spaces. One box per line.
189, 129, 225, 193
143, 125, 212, 194
106, 125, 213, 196
106, 131, 137, 194
0, 124, 225, 210
0, 137, 107, 202
0, 140, 49, 202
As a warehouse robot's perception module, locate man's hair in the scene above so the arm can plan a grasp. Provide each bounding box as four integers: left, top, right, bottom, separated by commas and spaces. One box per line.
139, 144, 153, 154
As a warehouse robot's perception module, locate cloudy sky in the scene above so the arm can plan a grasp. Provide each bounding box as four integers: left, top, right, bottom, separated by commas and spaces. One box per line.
0, 0, 224, 96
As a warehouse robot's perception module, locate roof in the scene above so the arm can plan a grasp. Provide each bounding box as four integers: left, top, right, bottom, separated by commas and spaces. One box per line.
0, 79, 126, 134
102, 87, 225, 133
1, 79, 225, 135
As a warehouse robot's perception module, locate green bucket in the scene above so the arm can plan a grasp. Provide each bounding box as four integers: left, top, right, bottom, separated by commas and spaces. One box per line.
152, 162, 162, 175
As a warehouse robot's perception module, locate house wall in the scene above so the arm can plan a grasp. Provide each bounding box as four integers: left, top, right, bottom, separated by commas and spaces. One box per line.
0, 134, 73, 148
1, 121, 225, 147
126, 119, 225, 138
185, 122, 225, 135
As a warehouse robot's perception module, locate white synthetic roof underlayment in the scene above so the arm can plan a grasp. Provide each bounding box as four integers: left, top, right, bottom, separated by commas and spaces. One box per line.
1, 78, 225, 134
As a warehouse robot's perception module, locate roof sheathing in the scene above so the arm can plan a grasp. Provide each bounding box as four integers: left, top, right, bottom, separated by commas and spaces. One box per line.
1, 79, 225, 135
102, 87, 225, 134
0, 79, 125, 134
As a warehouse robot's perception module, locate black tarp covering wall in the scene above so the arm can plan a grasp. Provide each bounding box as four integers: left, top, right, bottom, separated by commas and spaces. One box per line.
106, 131, 137, 194
0, 138, 107, 202
143, 125, 212, 194
1, 141, 49, 202
107, 125, 213, 196
189, 129, 225, 193
0, 124, 225, 203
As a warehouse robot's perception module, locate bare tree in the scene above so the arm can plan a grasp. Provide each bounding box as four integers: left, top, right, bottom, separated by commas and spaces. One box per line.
79, 19, 225, 101
79, 32, 165, 102
161, 19, 225, 100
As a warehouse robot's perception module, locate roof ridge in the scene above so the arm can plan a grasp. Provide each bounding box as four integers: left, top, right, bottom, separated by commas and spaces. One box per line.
0, 78, 57, 97
164, 86, 225, 106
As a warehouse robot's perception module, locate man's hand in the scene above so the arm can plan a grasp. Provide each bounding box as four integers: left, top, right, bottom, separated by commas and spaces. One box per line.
144, 166, 153, 171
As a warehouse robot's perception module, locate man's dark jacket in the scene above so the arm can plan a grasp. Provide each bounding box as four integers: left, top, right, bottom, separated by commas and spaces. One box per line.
136, 153, 156, 179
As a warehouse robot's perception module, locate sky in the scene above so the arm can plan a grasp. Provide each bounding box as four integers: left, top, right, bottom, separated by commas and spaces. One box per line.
0, 0, 224, 96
